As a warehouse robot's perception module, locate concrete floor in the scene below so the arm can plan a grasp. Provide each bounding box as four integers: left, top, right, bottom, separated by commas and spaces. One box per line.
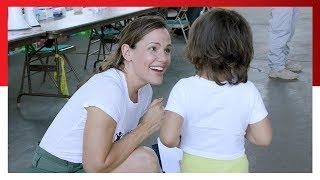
8, 7, 312, 172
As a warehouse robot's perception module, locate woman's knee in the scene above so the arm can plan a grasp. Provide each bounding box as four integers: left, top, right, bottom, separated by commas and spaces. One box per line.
134, 146, 160, 172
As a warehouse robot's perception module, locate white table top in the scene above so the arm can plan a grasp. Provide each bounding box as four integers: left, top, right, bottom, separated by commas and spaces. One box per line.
8, 7, 157, 48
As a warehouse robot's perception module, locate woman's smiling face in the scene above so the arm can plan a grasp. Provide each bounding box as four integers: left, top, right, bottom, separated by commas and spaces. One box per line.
124, 28, 172, 85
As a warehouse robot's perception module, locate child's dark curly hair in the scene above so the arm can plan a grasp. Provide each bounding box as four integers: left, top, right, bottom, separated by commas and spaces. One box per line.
185, 8, 253, 85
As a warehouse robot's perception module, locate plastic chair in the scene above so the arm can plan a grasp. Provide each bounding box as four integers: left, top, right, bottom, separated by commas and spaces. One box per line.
17, 39, 80, 105
83, 25, 120, 70
165, 7, 190, 43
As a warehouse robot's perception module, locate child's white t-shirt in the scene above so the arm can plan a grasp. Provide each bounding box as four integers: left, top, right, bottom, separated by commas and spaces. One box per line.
40, 68, 152, 163
165, 75, 268, 160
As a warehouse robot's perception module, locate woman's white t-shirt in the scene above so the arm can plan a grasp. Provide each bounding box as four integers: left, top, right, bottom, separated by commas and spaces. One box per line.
40, 68, 152, 163
165, 76, 268, 160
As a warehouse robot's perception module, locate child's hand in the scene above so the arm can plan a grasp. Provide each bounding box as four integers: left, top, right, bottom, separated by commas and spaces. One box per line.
140, 98, 164, 135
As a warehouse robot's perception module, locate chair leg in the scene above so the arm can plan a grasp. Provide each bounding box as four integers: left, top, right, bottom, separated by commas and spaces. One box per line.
168, 28, 175, 38
94, 40, 114, 71
19, 52, 28, 94
84, 29, 94, 70
93, 40, 105, 71
109, 42, 113, 52
97, 40, 102, 63
62, 53, 81, 83
26, 53, 32, 93
42, 60, 60, 90
181, 27, 188, 43
102, 42, 106, 60
42, 56, 49, 83
54, 55, 62, 95
93, 60, 103, 71
38, 56, 60, 90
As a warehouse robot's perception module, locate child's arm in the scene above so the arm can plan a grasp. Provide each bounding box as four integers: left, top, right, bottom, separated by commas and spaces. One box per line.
245, 117, 272, 147
160, 110, 183, 148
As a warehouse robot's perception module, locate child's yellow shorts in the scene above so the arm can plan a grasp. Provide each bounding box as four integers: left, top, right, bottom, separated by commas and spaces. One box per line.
181, 152, 249, 173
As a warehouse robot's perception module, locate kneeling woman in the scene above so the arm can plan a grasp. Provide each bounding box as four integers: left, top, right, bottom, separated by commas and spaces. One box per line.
29, 16, 172, 173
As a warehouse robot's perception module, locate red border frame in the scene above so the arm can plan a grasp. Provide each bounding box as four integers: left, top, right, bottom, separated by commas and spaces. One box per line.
1, 0, 319, 86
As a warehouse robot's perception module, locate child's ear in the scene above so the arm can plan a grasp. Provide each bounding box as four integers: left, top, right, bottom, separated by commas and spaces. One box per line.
121, 44, 132, 62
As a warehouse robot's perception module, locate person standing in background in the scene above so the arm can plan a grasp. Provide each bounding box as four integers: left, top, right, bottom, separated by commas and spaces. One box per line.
268, 7, 303, 80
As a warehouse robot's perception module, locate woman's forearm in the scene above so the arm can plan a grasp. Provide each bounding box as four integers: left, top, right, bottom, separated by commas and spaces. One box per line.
100, 98, 164, 172
100, 122, 155, 172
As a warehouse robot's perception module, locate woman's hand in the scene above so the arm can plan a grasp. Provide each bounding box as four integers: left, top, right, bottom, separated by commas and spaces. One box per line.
140, 98, 164, 135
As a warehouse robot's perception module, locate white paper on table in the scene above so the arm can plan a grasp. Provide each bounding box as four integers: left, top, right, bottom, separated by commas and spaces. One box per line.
157, 137, 183, 173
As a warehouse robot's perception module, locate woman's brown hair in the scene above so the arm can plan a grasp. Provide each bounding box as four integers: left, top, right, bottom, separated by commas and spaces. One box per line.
185, 8, 254, 85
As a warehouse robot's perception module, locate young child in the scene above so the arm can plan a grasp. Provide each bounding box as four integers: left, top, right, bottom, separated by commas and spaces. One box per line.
160, 8, 272, 173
